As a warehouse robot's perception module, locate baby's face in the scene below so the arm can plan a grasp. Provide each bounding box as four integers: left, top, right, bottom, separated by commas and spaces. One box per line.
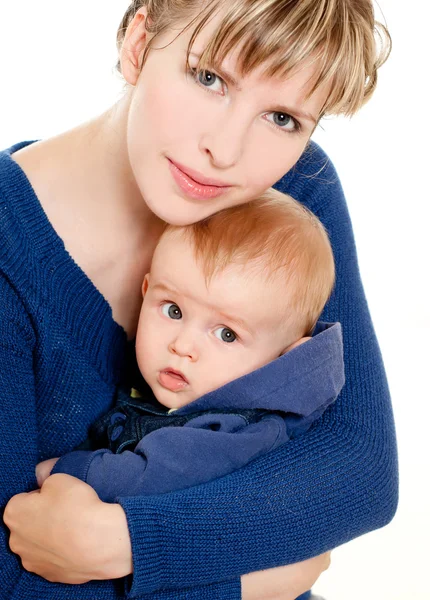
136, 232, 297, 409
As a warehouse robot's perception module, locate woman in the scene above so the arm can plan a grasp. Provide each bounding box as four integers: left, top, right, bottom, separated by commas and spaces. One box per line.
2, 1, 397, 599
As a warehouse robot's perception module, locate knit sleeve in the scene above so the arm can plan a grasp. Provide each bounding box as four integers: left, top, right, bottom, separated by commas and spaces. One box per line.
0, 275, 117, 599
118, 144, 399, 597
0, 273, 42, 597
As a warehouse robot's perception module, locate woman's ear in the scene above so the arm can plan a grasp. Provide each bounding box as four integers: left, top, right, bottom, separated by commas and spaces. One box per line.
119, 7, 150, 86
280, 336, 311, 356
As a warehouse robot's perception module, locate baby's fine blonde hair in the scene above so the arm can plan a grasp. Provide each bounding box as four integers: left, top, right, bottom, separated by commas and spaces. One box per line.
117, 0, 391, 117
165, 189, 335, 337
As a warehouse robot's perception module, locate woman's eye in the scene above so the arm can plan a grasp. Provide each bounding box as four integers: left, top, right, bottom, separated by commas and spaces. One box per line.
193, 69, 225, 94
214, 327, 237, 343
161, 303, 182, 320
266, 112, 298, 132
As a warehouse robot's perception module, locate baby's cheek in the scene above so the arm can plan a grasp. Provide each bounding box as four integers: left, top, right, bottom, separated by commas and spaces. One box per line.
136, 337, 154, 378
137, 347, 152, 380
200, 360, 233, 393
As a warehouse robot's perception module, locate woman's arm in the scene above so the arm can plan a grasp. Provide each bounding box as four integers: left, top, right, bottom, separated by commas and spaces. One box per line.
6, 475, 329, 599
0, 276, 126, 599
0, 276, 39, 599
5, 477, 329, 599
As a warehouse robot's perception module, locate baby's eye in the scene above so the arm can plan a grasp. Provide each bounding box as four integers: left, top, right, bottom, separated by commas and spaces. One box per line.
214, 327, 237, 343
266, 111, 298, 132
161, 302, 182, 320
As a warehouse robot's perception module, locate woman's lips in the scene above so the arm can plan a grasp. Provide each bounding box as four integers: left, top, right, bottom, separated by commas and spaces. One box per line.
158, 369, 189, 392
168, 159, 232, 200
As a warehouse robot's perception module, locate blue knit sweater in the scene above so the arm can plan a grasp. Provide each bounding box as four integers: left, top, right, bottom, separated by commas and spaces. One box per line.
0, 141, 398, 600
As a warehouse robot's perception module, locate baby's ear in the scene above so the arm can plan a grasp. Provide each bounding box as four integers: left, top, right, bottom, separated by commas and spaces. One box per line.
280, 336, 312, 356
142, 274, 150, 297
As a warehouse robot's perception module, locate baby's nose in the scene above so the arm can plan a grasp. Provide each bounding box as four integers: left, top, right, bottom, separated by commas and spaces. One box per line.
168, 336, 198, 362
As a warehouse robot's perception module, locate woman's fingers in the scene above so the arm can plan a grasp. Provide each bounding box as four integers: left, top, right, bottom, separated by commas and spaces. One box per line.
241, 552, 331, 600
35, 457, 60, 487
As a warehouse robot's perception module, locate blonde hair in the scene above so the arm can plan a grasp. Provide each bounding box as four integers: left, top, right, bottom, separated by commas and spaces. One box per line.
117, 0, 391, 117
164, 189, 335, 337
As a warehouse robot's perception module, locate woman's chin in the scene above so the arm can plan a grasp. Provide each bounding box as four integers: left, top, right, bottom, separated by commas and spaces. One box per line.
145, 197, 211, 227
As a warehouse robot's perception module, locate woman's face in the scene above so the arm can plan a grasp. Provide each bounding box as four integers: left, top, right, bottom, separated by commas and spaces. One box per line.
124, 12, 329, 225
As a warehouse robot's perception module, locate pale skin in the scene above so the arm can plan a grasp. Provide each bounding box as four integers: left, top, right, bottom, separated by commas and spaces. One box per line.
4, 6, 331, 597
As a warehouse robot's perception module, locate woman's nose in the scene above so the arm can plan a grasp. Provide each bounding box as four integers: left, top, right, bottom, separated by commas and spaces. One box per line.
168, 334, 198, 362
199, 111, 249, 169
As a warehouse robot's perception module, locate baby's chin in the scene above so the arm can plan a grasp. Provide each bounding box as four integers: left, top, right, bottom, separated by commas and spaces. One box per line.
152, 383, 199, 411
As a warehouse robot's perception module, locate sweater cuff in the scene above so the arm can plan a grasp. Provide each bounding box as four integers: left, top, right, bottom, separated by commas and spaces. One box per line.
119, 495, 164, 596
119, 495, 242, 599
126, 579, 241, 600
51, 450, 95, 482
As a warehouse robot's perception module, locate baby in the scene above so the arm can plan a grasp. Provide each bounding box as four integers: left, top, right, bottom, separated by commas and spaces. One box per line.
36, 189, 344, 500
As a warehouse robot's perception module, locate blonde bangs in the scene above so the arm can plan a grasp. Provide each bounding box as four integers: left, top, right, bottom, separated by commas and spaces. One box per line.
186, 0, 391, 117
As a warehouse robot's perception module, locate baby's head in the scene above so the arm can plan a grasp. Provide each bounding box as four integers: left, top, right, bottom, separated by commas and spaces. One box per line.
136, 189, 335, 409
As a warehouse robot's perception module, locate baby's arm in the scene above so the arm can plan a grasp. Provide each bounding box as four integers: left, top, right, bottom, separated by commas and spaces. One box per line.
39, 414, 288, 501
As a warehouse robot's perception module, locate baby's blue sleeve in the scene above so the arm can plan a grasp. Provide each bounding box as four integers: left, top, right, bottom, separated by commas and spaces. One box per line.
52, 414, 288, 501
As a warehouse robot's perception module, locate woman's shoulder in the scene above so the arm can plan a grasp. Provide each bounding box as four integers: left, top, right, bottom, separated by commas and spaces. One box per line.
0, 142, 63, 275
0, 141, 40, 235
0, 143, 66, 322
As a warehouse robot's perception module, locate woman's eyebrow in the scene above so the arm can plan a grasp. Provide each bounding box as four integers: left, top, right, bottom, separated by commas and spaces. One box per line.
211, 65, 241, 90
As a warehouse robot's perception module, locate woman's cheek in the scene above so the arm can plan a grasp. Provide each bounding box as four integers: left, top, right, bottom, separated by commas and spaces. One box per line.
249, 135, 307, 191
146, 77, 201, 142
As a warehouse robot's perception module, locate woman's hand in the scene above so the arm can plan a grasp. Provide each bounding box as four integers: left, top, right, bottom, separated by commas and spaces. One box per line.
4, 473, 132, 583
35, 457, 59, 487
241, 552, 331, 600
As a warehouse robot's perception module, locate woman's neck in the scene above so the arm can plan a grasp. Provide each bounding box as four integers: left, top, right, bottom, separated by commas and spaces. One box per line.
13, 93, 165, 337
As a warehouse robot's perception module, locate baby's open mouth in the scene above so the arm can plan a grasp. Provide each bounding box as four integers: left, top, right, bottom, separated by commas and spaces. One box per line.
158, 369, 189, 392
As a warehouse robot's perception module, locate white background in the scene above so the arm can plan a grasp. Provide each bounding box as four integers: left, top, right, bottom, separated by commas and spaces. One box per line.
0, 1, 428, 598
